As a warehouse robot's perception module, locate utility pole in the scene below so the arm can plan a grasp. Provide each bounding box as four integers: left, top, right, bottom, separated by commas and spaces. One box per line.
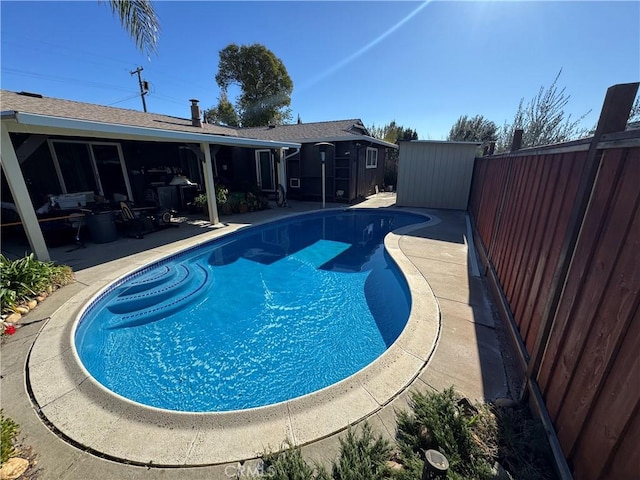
130, 66, 149, 112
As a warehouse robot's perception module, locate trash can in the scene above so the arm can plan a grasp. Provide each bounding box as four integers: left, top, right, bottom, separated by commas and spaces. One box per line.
87, 211, 117, 243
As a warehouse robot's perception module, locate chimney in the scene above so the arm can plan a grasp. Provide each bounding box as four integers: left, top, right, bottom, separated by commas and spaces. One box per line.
190, 99, 202, 128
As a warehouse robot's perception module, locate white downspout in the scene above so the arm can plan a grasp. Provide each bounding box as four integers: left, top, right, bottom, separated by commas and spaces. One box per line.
200, 142, 219, 225
1, 124, 50, 261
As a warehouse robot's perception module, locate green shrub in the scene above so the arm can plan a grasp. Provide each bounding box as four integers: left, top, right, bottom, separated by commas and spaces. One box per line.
260, 423, 390, 480
0, 254, 73, 314
261, 442, 329, 480
395, 387, 494, 479
332, 423, 391, 480
1, 410, 19, 463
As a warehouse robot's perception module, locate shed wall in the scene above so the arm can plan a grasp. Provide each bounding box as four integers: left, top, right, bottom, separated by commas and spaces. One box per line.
396, 142, 478, 209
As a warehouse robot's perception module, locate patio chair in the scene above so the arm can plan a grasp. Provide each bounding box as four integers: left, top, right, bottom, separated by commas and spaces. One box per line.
119, 202, 147, 239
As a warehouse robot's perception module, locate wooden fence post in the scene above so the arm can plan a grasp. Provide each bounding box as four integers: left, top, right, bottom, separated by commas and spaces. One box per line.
511, 129, 523, 152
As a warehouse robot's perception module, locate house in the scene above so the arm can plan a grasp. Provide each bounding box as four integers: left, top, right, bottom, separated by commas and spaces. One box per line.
0, 90, 394, 260
237, 120, 397, 203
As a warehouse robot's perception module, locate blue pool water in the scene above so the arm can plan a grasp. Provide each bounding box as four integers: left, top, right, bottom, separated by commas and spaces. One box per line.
75, 210, 427, 412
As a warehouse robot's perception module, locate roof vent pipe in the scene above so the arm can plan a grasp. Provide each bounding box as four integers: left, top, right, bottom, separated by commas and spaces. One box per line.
190, 99, 202, 128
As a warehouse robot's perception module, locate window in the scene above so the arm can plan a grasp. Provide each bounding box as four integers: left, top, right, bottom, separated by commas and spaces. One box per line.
365, 147, 378, 169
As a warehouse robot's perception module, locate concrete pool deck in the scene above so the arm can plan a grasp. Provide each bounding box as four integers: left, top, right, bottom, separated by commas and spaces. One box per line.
0, 194, 515, 479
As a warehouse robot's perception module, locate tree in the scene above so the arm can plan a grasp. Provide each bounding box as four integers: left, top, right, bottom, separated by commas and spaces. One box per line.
104, 0, 160, 56
215, 44, 293, 127
447, 115, 497, 144
204, 92, 239, 127
368, 121, 418, 188
496, 70, 589, 152
369, 121, 418, 144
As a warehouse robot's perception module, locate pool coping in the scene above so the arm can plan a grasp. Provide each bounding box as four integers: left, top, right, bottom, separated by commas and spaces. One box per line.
25, 207, 442, 466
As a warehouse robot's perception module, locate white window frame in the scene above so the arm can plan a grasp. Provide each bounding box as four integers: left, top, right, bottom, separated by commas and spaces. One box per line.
255, 149, 276, 192
48, 139, 133, 201
365, 147, 378, 169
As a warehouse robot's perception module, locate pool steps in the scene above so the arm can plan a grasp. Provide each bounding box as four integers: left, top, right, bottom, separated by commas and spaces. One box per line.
106, 263, 211, 329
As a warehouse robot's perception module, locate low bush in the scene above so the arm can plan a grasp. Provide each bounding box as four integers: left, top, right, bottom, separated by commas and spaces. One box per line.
395, 387, 495, 479
1, 410, 19, 464
246, 388, 558, 480
0, 254, 73, 314
260, 423, 389, 480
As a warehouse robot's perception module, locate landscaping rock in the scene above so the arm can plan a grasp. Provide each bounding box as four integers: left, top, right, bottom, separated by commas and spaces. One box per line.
0, 457, 29, 480
15, 306, 29, 315
418, 424, 433, 446
36, 295, 46, 302
5, 313, 21, 324
27, 300, 38, 310
490, 461, 514, 480
385, 460, 404, 471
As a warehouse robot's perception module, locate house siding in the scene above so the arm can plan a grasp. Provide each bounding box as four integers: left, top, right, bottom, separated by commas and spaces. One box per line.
292, 141, 386, 203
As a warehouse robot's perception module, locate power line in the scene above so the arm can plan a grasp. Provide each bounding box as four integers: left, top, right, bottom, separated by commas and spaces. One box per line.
1, 67, 134, 93
107, 93, 142, 106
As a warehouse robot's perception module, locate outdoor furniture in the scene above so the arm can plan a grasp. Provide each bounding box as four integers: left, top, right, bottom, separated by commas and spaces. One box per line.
118, 202, 148, 239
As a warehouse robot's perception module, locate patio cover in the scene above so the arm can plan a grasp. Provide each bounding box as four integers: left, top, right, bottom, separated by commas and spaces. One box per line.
1, 107, 300, 261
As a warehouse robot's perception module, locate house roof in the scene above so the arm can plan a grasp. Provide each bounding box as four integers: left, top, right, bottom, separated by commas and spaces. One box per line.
0, 90, 301, 148
238, 119, 398, 148
0, 90, 237, 136
0, 90, 394, 148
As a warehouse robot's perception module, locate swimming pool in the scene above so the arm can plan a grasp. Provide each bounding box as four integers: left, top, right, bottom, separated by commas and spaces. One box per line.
74, 209, 428, 412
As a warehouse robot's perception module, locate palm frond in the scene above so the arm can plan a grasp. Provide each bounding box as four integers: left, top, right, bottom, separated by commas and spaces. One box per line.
103, 0, 159, 55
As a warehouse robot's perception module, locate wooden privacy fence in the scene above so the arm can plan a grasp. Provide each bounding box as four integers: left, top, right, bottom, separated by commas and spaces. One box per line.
468, 83, 639, 480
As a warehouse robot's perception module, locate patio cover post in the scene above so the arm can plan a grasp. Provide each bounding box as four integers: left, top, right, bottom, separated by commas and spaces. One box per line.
278, 148, 287, 194
199, 142, 219, 224
1, 124, 50, 261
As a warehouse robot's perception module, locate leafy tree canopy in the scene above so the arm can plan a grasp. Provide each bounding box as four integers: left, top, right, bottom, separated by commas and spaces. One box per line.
368, 121, 418, 143
496, 69, 589, 152
204, 92, 239, 127
368, 121, 418, 187
214, 43, 293, 127
104, 0, 160, 56
447, 115, 497, 144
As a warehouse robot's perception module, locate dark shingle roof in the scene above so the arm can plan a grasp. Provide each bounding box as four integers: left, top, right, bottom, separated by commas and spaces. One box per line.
0, 90, 238, 136
1, 90, 390, 147
237, 119, 371, 142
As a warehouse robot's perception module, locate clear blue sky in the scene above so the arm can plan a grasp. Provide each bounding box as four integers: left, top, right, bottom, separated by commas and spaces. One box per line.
1, 1, 638, 139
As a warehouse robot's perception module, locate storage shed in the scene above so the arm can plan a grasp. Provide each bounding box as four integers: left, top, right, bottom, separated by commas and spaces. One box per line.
396, 140, 481, 210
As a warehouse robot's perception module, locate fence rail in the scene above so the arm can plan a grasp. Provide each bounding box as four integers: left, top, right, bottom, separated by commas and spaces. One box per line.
468, 83, 639, 480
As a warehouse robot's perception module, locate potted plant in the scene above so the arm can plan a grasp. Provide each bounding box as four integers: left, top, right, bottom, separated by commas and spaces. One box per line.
215, 184, 229, 206
192, 194, 208, 213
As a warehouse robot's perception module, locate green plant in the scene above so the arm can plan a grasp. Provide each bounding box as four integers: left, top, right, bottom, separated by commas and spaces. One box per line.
215, 184, 229, 205
193, 194, 208, 209
1, 410, 19, 463
395, 387, 495, 479
259, 422, 390, 480
227, 192, 245, 213
262, 441, 329, 480
332, 423, 391, 480
0, 254, 73, 314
